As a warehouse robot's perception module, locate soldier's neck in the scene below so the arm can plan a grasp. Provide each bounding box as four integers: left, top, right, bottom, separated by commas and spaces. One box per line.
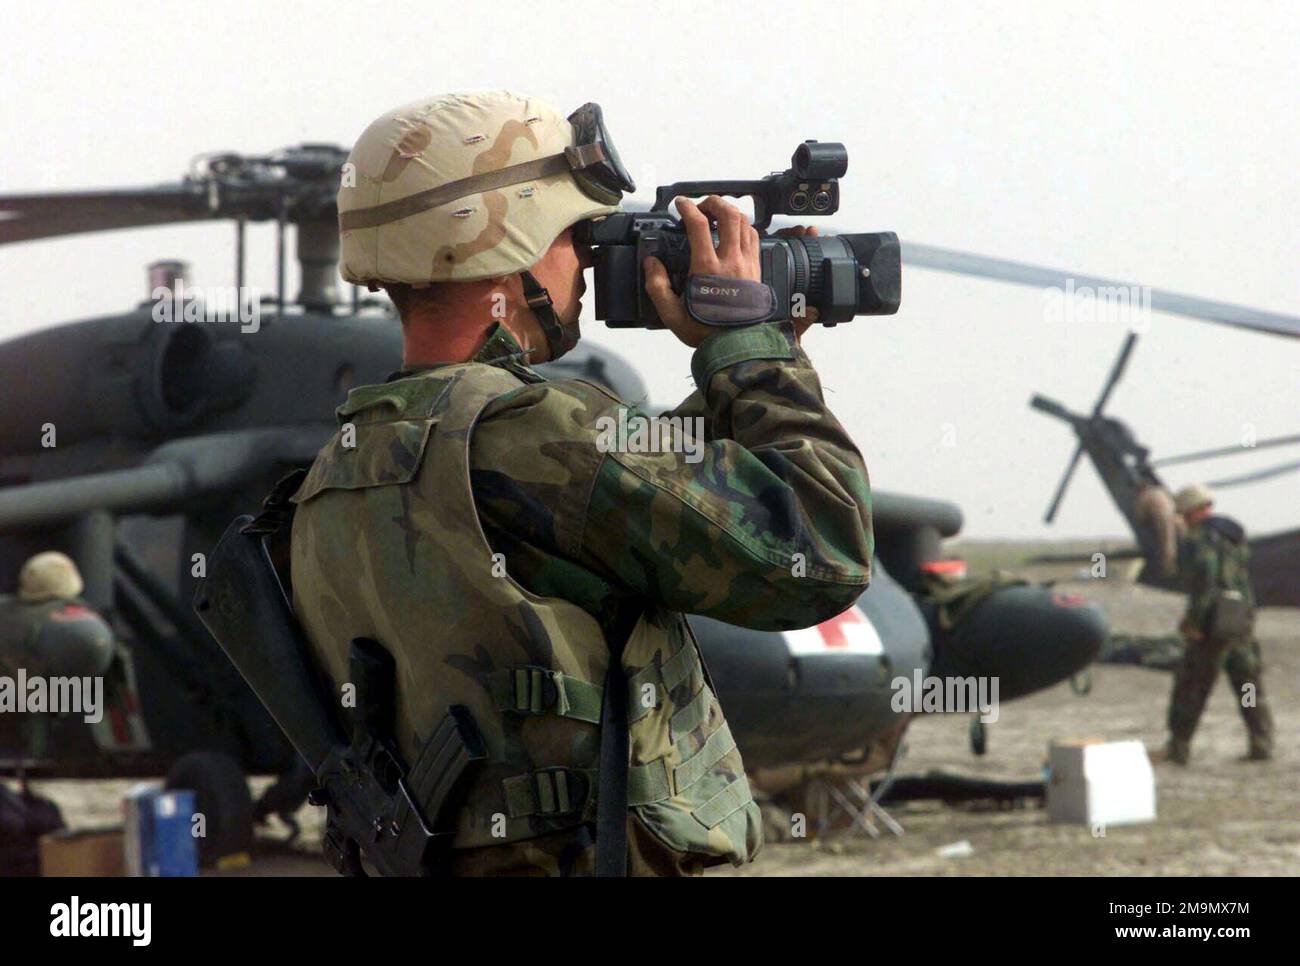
401, 287, 542, 366
403, 316, 494, 366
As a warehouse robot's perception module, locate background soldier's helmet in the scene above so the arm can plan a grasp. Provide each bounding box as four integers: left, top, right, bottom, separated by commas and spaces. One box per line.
18, 551, 84, 602
1174, 483, 1216, 515
338, 91, 626, 286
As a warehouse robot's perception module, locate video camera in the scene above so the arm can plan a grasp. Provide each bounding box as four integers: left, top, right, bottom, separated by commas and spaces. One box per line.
576, 141, 901, 328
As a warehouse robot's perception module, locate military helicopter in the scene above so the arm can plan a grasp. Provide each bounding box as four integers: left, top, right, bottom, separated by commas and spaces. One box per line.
4, 141, 1193, 856
1026, 332, 1300, 606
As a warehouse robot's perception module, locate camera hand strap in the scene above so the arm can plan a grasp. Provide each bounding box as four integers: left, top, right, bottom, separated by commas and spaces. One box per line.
684, 274, 778, 328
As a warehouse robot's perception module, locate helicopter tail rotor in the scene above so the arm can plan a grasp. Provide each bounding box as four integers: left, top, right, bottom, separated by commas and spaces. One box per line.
1035, 333, 1140, 523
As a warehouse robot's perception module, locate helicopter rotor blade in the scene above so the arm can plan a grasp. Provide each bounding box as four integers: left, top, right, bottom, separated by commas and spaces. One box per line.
0, 146, 348, 247
1044, 443, 1085, 524
902, 243, 1300, 340
1153, 432, 1300, 468
1206, 458, 1300, 490
1091, 332, 1138, 416
0, 185, 217, 245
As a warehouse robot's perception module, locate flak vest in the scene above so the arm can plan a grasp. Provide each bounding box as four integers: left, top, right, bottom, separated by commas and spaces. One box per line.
290, 361, 761, 864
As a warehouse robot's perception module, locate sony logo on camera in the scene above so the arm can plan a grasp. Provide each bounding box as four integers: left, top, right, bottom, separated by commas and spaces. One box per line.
698, 285, 741, 297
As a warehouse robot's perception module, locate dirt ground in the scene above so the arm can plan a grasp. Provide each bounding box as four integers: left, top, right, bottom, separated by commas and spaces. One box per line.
18, 546, 1299, 877
729, 555, 1300, 877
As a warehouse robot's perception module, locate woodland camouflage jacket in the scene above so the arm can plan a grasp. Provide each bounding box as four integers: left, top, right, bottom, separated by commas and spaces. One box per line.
289, 320, 872, 870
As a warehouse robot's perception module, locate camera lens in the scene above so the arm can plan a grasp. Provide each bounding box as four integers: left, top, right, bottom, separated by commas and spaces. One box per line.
790, 190, 809, 211
812, 190, 832, 212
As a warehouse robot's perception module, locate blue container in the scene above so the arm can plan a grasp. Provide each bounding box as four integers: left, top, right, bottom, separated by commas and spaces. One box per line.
125, 787, 198, 877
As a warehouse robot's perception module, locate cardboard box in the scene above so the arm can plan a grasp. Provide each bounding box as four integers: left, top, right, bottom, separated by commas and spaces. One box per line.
40, 828, 127, 877
1047, 737, 1156, 828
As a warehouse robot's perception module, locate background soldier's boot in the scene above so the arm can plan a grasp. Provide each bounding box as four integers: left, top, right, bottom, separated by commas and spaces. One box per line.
1244, 711, 1274, 761
1153, 737, 1190, 765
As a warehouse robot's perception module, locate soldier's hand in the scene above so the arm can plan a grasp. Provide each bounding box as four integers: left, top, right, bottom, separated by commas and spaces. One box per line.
644, 198, 823, 347
643, 195, 761, 349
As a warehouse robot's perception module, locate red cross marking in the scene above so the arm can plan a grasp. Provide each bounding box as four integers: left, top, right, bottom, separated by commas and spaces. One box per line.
817, 608, 865, 649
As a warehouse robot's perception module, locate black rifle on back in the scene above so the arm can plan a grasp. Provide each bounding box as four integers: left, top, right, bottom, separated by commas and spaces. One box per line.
193, 471, 485, 876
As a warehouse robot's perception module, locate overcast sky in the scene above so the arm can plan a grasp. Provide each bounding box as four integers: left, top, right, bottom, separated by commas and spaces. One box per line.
2, 0, 1297, 539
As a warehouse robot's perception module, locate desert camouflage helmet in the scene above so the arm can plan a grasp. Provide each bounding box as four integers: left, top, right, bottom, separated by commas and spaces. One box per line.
18, 551, 84, 602
338, 91, 631, 287
1174, 483, 1216, 515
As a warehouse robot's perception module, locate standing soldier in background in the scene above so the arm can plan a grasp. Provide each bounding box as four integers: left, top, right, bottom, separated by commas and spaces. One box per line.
1163, 484, 1273, 765
288, 91, 874, 875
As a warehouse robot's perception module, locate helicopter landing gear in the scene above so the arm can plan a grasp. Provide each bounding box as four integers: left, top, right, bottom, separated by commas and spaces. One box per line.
165, 750, 254, 869
804, 774, 905, 839
253, 756, 314, 845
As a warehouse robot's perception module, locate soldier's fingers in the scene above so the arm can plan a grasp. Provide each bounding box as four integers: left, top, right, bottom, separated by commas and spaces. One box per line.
646, 256, 715, 347
697, 195, 743, 258
675, 197, 720, 274
793, 306, 819, 342
642, 256, 687, 326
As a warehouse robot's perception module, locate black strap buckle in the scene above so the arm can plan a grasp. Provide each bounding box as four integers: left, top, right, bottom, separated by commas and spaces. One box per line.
564, 142, 608, 171
510, 666, 559, 715
530, 767, 590, 818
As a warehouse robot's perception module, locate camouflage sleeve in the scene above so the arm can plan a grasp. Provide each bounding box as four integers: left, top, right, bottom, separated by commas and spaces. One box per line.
1183, 533, 1219, 629
472, 322, 873, 632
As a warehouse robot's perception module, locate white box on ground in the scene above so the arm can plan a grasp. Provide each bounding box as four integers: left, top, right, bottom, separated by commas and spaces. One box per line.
1047, 738, 1156, 827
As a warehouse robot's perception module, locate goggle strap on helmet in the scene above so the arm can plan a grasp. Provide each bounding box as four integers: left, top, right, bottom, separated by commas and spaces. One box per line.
520, 270, 573, 360
340, 144, 613, 232
564, 143, 608, 169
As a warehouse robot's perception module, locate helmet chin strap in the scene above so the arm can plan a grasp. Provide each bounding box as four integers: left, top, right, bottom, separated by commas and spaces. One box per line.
520, 270, 578, 361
